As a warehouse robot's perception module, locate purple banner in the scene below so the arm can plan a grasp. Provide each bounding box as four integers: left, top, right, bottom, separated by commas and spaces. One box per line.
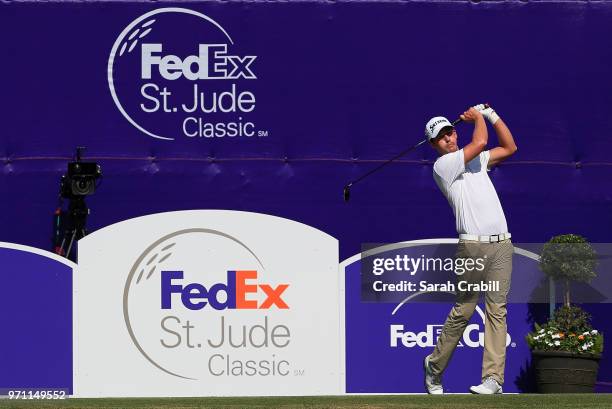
0, 245, 73, 393
345, 245, 534, 393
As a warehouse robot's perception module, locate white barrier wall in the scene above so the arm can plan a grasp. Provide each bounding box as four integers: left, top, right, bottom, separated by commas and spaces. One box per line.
74, 210, 340, 397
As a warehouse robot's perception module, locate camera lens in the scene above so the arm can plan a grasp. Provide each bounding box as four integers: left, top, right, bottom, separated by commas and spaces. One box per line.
72, 178, 94, 196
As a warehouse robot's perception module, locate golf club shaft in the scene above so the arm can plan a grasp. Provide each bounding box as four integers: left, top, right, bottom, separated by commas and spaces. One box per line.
346, 117, 462, 190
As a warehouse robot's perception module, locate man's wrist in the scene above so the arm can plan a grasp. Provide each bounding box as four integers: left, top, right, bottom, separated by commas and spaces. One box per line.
473, 104, 500, 125
484, 109, 500, 125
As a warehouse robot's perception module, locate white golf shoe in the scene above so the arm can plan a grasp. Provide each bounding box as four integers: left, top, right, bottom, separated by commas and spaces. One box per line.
470, 376, 503, 394
423, 354, 443, 395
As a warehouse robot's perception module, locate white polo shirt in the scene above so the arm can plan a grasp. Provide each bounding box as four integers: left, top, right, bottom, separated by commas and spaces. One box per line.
433, 149, 508, 235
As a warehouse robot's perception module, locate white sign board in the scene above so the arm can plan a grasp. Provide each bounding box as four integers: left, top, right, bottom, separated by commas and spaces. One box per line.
74, 210, 340, 397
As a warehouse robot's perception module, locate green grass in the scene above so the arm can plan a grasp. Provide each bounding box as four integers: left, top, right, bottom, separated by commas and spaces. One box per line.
1, 395, 612, 409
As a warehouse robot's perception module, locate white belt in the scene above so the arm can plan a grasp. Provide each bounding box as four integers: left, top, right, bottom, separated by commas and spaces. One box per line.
459, 233, 511, 243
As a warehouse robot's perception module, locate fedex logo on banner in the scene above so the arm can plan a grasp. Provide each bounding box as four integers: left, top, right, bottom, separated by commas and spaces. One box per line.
142, 44, 256, 80
161, 270, 289, 310
108, 8, 267, 141
388, 303, 513, 348
390, 322, 512, 348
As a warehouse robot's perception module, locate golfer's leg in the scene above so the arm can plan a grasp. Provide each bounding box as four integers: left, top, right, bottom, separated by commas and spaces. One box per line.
429, 300, 478, 374
429, 240, 480, 375
482, 240, 513, 385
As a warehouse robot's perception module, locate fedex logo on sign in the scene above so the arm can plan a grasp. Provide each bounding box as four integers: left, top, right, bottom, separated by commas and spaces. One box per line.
161, 270, 289, 310
141, 44, 256, 80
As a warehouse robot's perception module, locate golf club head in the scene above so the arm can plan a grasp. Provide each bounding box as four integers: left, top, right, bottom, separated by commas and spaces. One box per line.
343, 185, 351, 202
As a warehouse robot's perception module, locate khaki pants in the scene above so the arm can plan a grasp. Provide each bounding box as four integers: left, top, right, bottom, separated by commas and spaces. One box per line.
429, 239, 513, 385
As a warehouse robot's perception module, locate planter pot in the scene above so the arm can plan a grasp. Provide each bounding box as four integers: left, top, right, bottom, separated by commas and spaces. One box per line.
532, 350, 601, 393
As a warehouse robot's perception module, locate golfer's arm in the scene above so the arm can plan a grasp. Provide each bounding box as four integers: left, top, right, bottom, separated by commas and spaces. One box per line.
488, 119, 517, 167
463, 117, 488, 164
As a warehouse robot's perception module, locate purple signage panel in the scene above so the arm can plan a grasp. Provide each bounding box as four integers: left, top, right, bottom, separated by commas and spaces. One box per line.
344, 243, 541, 393
0, 244, 74, 394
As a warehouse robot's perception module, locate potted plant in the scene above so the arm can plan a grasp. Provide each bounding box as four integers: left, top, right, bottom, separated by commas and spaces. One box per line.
539, 234, 597, 308
526, 234, 603, 393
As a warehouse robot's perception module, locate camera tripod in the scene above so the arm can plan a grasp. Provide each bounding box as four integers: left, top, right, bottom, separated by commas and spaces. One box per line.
55, 196, 89, 262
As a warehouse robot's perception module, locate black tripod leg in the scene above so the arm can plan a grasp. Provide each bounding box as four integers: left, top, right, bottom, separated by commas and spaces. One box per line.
58, 235, 68, 256
65, 230, 78, 260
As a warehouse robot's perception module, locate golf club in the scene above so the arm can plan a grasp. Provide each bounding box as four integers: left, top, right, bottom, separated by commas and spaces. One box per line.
343, 106, 488, 202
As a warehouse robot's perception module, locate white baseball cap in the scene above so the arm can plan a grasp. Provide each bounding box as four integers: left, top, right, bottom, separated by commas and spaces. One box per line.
425, 116, 454, 141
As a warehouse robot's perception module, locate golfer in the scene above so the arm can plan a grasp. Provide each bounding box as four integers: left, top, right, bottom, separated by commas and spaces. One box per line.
423, 104, 517, 394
